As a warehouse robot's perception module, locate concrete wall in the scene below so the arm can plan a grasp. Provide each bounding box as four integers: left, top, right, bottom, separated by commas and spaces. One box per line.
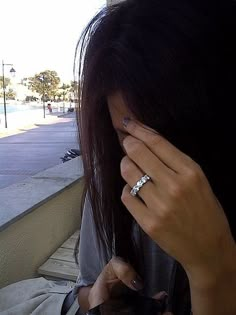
0, 158, 84, 288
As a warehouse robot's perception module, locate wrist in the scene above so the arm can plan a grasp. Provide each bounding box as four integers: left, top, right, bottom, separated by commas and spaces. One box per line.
186, 239, 236, 291
187, 243, 236, 315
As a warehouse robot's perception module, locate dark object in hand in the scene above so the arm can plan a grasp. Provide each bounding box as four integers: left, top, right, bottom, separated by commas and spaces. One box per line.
86, 292, 167, 315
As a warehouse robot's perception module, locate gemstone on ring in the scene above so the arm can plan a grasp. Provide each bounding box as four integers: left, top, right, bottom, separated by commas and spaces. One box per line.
130, 174, 151, 197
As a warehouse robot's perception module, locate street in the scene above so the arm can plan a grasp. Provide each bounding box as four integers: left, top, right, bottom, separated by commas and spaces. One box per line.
0, 113, 79, 189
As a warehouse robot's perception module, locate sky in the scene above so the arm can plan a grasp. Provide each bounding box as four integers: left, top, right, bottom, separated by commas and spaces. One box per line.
0, 0, 106, 83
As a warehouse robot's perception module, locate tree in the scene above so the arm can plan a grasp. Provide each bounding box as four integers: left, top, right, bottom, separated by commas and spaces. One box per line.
6, 89, 16, 100
28, 70, 60, 101
70, 80, 80, 103
0, 76, 11, 90
60, 83, 71, 101
25, 96, 38, 102
70, 80, 79, 93
55, 91, 63, 102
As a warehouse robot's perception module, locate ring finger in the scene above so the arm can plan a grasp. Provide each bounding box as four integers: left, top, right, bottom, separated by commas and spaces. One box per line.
120, 156, 160, 207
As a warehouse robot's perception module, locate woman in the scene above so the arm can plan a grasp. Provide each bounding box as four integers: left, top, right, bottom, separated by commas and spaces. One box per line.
73, 0, 236, 314
0, 0, 235, 314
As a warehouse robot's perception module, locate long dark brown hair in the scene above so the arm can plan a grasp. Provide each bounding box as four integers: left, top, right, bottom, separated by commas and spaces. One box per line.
74, 0, 236, 275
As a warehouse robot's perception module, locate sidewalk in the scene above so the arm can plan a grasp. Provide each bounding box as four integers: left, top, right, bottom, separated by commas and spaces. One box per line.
0, 112, 79, 189
0, 110, 73, 139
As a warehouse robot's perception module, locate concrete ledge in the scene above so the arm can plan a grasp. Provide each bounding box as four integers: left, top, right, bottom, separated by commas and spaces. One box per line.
0, 157, 84, 288
0, 157, 84, 232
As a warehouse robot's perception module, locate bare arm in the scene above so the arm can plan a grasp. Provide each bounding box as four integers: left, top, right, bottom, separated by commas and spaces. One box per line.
77, 285, 93, 313
187, 243, 236, 315
120, 119, 236, 315
77, 197, 104, 313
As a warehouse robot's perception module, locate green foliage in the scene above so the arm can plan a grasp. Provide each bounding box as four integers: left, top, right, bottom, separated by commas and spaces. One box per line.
6, 88, 16, 100
70, 80, 79, 93
61, 83, 71, 90
0, 76, 11, 89
70, 81, 80, 102
59, 83, 71, 101
28, 70, 60, 100
25, 95, 38, 102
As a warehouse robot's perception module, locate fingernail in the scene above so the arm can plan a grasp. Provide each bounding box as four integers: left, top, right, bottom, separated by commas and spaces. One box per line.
131, 276, 143, 291
123, 117, 131, 128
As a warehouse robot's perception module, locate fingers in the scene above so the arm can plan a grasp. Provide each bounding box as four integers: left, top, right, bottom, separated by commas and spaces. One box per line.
109, 256, 144, 291
123, 118, 193, 173
121, 185, 157, 235
120, 156, 168, 211
122, 136, 174, 184
88, 257, 143, 310
120, 156, 155, 202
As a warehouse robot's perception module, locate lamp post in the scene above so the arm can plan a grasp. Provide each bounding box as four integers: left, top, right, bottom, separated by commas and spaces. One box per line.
1, 60, 16, 128
39, 75, 46, 118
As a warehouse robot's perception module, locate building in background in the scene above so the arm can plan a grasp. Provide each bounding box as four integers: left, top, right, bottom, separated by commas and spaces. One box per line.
10, 78, 39, 103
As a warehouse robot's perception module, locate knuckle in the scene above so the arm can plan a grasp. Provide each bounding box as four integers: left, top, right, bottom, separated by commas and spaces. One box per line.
121, 187, 131, 204
148, 134, 163, 148
120, 156, 129, 169
157, 208, 170, 226
185, 163, 204, 184
111, 257, 133, 279
146, 219, 159, 236
168, 181, 184, 199
126, 140, 144, 157
129, 121, 137, 133
120, 265, 132, 278
158, 202, 170, 216
109, 258, 119, 275
120, 157, 133, 177
105, 260, 116, 277
110, 256, 118, 264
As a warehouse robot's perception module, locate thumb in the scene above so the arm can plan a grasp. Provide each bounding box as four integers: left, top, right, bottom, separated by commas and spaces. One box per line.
152, 291, 168, 300
108, 256, 144, 291
88, 256, 143, 309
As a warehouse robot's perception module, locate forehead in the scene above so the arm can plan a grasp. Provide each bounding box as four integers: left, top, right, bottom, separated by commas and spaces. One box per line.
107, 93, 133, 131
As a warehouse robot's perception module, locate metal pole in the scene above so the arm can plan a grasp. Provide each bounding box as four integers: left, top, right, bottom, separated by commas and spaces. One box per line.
43, 81, 45, 118
2, 60, 7, 128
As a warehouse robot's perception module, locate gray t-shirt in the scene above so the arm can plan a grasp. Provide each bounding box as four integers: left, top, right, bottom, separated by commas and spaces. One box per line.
75, 198, 175, 297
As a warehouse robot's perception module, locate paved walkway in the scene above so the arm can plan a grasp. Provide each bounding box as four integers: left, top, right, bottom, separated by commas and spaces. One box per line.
0, 112, 79, 189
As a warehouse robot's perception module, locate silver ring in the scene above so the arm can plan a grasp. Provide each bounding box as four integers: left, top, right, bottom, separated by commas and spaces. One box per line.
130, 174, 151, 197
